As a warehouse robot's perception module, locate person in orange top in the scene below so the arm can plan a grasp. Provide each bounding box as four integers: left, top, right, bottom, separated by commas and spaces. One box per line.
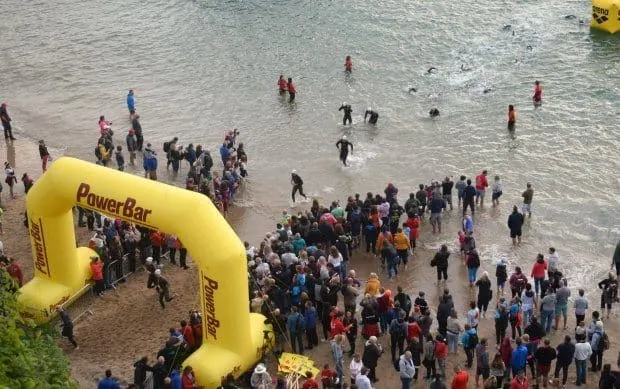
301, 371, 319, 389
508, 105, 517, 130
344, 55, 352, 72
451, 365, 469, 389
376, 227, 394, 252
150, 230, 165, 264
90, 256, 104, 297
365, 273, 381, 296
530, 254, 548, 295
393, 227, 410, 269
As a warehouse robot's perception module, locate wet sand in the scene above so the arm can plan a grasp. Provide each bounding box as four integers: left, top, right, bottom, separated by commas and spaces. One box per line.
1, 138, 618, 388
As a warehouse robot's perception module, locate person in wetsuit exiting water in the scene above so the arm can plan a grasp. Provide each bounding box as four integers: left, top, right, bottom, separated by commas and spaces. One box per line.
336, 135, 353, 166
339, 102, 353, 125
291, 169, 307, 203
364, 108, 379, 125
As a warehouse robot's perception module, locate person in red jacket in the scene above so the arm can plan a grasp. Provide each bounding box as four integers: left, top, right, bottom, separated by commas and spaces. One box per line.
150, 231, 164, 264
181, 365, 204, 389
344, 55, 353, 72
435, 335, 448, 378
301, 371, 319, 389
406, 214, 420, 253
407, 316, 422, 343
320, 364, 336, 387
330, 310, 352, 339
475, 170, 489, 208
530, 254, 548, 295
6, 257, 23, 287
287, 78, 296, 102
451, 365, 469, 389
180, 320, 196, 351
510, 369, 529, 389
533, 81, 542, 105
278, 75, 287, 94
90, 256, 105, 297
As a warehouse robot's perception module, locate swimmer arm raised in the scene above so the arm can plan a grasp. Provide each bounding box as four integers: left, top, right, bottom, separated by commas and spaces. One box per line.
364, 110, 369, 122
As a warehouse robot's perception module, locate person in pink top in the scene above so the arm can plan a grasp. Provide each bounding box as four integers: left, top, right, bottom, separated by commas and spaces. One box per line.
530, 253, 548, 295
319, 212, 338, 226
90, 256, 105, 297
475, 170, 489, 207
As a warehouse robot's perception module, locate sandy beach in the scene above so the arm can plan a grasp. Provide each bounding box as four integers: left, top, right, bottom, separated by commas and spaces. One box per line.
1, 138, 618, 389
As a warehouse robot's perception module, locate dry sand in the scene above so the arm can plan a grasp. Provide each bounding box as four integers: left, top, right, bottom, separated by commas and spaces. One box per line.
1, 138, 617, 388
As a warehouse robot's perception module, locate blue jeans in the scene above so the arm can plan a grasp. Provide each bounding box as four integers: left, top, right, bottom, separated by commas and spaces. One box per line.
534, 277, 544, 294
388, 261, 398, 279
541, 309, 554, 333
447, 331, 459, 353
289, 331, 304, 354
575, 358, 587, 385
468, 267, 478, 283
522, 308, 533, 328
401, 377, 412, 389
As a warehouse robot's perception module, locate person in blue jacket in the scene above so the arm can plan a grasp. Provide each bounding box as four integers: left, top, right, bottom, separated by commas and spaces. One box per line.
304, 301, 319, 349
97, 369, 120, 389
169, 369, 182, 389
219, 142, 230, 166
126, 89, 136, 118
511, 337, 528, 376
461, 325, 478, 368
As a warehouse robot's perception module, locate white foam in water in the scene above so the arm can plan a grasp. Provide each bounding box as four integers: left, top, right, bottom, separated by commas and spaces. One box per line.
322, 186, 335, 193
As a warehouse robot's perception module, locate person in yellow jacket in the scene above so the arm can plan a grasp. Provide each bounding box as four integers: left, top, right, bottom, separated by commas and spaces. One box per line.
393, 227, 411, 270
365, 273, 381, 296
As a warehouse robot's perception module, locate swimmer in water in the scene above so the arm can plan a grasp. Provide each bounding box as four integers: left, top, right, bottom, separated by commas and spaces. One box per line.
287, 78, 296, 102
408, 87, 418, 93
526, 45, 533, 51
364, 108, 379, 125
503, 24, 512, 31
429, 108, 440, 117
564, 15, 576, 19
427, 67, 437, 74
339, 102, 353, 125
335, 135, 353, 167
507, 105, 516, 131
278, 75, 287, 94
483, 88, 492, 94
460, 64, 472, 72
532, 81, 542, 105
344, 55, 352, 72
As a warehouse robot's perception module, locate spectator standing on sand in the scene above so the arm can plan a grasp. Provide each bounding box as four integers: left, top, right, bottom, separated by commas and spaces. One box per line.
39, 140, 51, 172
132, 114, 144, 151
90, 256, 104, 297
97, 370, 120, 389
56, 305, 78, 349
151, 356, 167, 389
21, 173, 33, 193
574, 337, 592, 386
133, 356, 152, 389
4, 162, 18, 199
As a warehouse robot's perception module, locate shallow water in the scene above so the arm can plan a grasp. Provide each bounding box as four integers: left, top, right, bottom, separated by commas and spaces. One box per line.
0, 0, 619, 293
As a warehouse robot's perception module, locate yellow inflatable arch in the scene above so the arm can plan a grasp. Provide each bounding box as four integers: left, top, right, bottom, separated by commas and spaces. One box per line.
591, 0, 620, 33
19, 157, 269, 388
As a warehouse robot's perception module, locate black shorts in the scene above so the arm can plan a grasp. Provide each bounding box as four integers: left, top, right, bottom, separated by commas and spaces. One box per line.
510, 230, 522, 238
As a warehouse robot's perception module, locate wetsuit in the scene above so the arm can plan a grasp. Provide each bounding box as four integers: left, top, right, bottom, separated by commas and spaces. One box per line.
429, 108, 440, 117
364, 110, 379, 125
339, 104, 353, 125
335, 139, 353, 166
288, 82, 296, 102
291, 173, 307, 202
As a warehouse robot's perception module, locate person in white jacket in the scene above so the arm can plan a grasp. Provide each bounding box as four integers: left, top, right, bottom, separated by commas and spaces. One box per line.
574, 338, 592, 386
399, 351, 416, 389
349, 353, 363, 385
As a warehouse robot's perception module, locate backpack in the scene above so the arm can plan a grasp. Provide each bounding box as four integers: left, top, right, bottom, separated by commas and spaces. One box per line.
468, 332, 479, 349
602, 332, 610, 350
163, 141, 171, 153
